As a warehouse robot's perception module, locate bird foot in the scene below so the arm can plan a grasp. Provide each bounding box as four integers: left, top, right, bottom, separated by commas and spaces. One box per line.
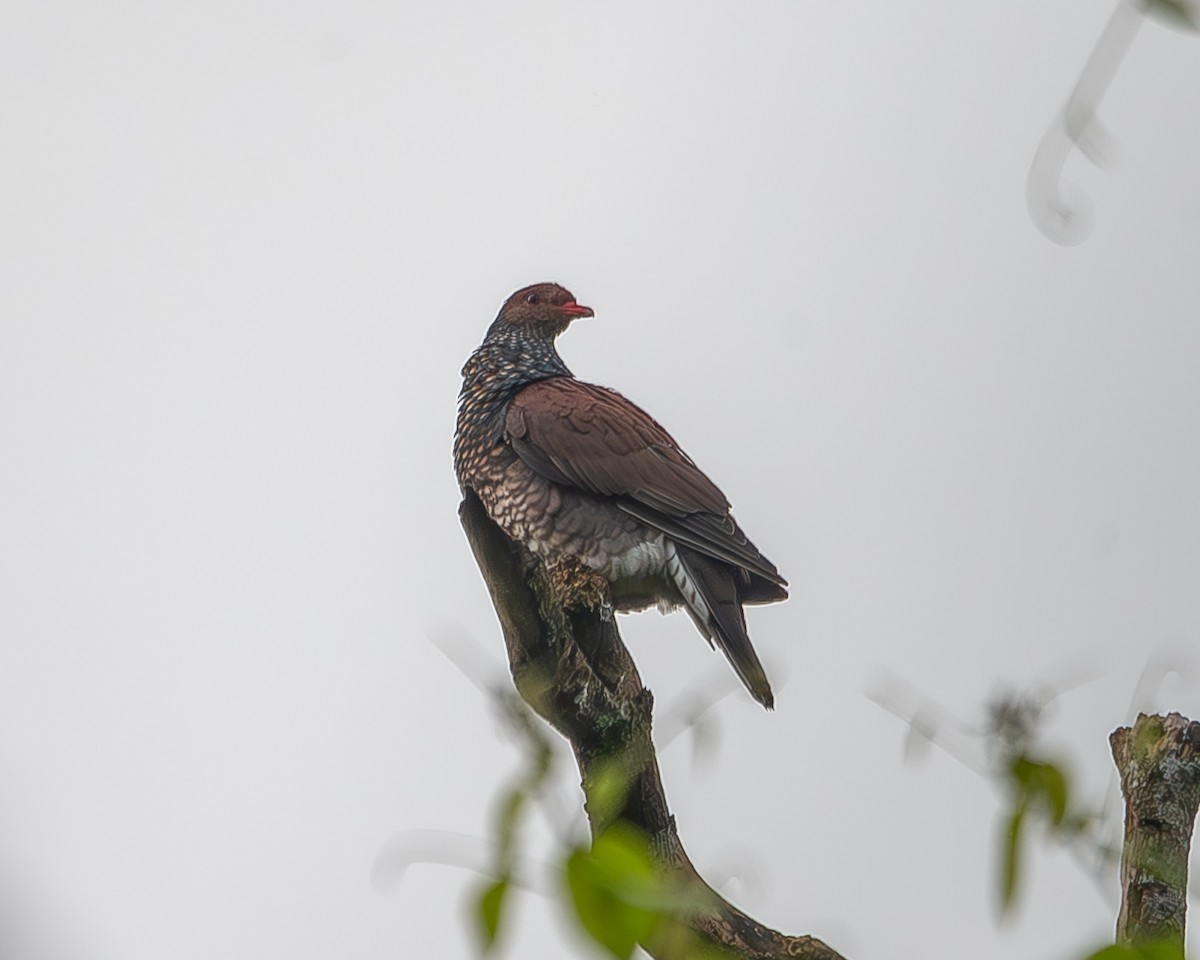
547, 559, 612, 613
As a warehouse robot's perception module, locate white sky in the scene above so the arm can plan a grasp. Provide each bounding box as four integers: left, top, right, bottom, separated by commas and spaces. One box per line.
2, 1, 1199, 958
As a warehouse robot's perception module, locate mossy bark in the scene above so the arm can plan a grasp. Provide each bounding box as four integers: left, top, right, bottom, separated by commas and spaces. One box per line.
1110, 712, 1200, 952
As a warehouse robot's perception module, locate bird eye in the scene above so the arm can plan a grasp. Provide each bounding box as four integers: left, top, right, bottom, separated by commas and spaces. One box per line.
525, 293, 539, 305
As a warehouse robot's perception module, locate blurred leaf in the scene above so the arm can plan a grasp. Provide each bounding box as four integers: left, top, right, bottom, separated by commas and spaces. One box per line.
586, 824, 657, 905
497, 785, 526, 827
999, 805, 1025, 914
1081, 948, 1142, 960
592, 824, 709, 914
1040, 763, 1069, 825
998, 756, 1076, 913
648, 920, 743, 960
494, 786, 527, 869
1139, 943, 1187, 960
1011, 756, 1070, 825
564, 822, 706, 958
1081, 944, 1186, 960
473, 878, 508, 954
585, 758, 633, 831
566, 845, 656, 959
1140, 0, 1199, 32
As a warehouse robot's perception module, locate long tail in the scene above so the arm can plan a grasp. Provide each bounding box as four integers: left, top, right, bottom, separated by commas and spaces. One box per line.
669, 543, 775, 710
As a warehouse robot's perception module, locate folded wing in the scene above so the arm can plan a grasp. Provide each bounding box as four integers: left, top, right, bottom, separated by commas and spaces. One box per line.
504, 377, 787, 595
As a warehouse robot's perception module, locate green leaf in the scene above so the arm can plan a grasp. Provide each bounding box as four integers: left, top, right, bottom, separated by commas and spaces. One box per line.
999, 804, 1025, 914
1080, 945, 1185, 960
497, 785, 526, 829
563, 822, 718, 956
590, 824, 656, 883
566, 846, 655, 959
1141, 0, 1200, 31
1036, 761, 1069, 825
1138, 943, 1187, 960
1010, 756, 1070, 825
586, 758, 633, 831
493, 786, 527, 870
473, 879, 508, 954
1080, 948, 1142, 960
564, 824, 673, 959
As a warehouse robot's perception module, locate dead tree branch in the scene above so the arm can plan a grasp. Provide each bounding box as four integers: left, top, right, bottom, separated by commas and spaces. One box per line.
459, 490, 845, 960
1110, 712, 1200, 952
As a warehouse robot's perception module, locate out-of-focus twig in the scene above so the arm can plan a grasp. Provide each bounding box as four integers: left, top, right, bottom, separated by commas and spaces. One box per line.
1027, 0, 1146, 245
870, 671, 1119, 911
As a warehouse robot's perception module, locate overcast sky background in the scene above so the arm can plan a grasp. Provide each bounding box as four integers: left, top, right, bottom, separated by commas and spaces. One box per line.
3, 1, 1200, 958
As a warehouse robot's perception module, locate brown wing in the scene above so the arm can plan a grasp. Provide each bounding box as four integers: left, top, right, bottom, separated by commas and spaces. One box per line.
505, 377, 786, 588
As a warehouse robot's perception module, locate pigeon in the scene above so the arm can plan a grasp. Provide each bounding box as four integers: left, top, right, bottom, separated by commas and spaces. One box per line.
454, 283, 788, 708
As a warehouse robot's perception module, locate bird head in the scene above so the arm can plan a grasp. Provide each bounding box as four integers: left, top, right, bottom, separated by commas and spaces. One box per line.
495, 282, 594, 339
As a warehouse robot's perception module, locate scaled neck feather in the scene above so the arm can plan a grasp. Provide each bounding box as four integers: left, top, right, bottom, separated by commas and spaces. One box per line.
456, 325, 574, 454
459, 325, 573, 404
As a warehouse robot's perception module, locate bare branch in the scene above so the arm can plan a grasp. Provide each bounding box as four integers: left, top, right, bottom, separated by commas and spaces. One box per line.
1110, 712, 1200, 951
1026, 0, 1145, 245
459, 490, 846, 960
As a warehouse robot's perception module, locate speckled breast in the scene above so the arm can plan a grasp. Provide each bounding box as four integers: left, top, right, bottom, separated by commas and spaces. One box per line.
464, 439, 670, 601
